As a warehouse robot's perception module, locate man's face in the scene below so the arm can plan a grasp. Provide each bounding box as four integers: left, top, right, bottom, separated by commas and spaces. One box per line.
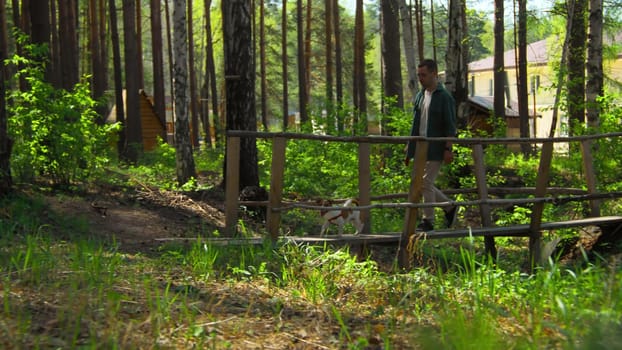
417, 66, 437, 91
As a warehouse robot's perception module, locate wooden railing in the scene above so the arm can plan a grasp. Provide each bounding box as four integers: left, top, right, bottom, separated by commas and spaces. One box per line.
224, 131, 622, 269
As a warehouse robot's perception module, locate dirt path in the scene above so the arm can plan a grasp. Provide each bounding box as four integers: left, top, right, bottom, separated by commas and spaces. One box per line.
41, 184, 229, 254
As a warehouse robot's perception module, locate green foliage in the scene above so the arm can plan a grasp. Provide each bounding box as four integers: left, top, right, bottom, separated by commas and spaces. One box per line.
2, 188, 622, 348
591, 94, 622, 191
123, 139, 223, 191
6, 43, 118, 186
125, 139, 178, 189
258, 135, 360, 199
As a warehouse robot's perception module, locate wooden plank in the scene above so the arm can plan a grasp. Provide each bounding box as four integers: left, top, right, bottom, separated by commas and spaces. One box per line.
472, 143, 496, 257
267, 137, 287, 241
530, 141, 553, 267
156, 216, 622, 247
224, 136, 241, 236
286, 216, 622, 243
358, 142, 371, 234
399, 141, 428, 268
581, 140, 600, 217
540, 216, 622, 229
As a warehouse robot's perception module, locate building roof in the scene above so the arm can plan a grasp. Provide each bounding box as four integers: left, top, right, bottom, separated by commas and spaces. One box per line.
468, 96, 540, 118
468, 39, 551, 72
469, 32, 622, 71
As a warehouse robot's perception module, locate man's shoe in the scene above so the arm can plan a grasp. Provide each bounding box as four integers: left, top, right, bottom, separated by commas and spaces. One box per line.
445, 206, 458, 228
417, 219, 434, 231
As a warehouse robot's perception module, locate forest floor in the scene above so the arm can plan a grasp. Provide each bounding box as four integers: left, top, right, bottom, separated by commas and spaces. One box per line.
39, 176, 612, 268
41, 176, 229, 256
11, 174, 619, 348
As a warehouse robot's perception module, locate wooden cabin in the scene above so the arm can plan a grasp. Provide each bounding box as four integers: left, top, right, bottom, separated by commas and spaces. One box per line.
106, 89, 166, 151
463, 96, 541, 139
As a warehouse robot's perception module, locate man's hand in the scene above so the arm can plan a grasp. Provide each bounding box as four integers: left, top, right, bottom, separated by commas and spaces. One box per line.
443, 149, 454, 164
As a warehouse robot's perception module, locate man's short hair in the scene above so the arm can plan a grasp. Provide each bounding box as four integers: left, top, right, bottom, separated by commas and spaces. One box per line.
418, 59, 438, 72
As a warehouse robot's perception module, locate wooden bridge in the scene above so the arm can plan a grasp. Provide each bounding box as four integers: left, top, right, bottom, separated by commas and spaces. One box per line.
224, 131, 622, 269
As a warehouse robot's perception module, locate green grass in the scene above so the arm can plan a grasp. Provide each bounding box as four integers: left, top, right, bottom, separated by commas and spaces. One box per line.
1, 191, 621, 349
3, 121, 622, 348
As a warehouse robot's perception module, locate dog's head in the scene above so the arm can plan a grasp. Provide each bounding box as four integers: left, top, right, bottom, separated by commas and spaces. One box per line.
316, 199, 333, 216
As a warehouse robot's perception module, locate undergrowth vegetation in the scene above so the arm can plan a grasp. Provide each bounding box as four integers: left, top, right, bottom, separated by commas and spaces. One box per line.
1, 190, 621, 348
2, 52, 622, 347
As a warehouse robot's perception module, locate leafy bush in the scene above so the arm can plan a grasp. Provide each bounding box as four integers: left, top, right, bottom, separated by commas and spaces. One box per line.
6, 41, 118, 186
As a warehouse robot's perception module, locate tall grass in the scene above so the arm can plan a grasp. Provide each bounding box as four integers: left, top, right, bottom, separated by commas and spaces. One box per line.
1, 191, 621, 348
3, 107, 622, 347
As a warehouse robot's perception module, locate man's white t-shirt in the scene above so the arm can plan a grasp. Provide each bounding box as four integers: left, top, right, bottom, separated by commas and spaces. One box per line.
419, 89, 433, 137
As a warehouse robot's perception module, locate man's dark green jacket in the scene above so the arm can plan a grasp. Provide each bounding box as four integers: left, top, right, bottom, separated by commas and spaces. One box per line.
406, 84, 457, 161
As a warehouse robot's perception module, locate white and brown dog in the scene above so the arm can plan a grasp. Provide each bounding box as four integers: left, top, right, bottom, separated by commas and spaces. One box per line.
319, 198, 364, 236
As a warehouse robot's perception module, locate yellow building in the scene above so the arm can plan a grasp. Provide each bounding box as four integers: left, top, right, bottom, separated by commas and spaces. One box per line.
467, 37, 622, 138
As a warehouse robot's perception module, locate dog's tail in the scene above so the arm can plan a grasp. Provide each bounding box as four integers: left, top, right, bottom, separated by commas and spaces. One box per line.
343, 198, 358, 207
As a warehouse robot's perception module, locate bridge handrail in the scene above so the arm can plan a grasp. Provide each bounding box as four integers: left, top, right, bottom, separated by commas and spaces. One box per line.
266, 191, 622, 212
226, 130, 622, 145
224, 130, 622, 269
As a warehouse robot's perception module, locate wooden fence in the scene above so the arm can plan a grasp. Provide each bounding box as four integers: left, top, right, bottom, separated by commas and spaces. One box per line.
224, 131, 622, 269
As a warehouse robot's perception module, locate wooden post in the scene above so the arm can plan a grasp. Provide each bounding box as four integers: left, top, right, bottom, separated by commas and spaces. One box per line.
472, 144, 497, 259
399, 141, 428, 269
581, 140, 600, 217
529, 141, 553, 268
358, 142, 371, 234
224, 136, 241, 236
267, 137, 287, 241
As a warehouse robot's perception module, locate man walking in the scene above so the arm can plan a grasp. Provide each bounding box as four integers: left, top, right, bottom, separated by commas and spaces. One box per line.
405, 59, 457, 231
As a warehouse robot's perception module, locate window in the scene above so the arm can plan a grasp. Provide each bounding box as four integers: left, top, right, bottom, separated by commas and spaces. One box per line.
531, 75, 540, 94
469, 76, 475, 96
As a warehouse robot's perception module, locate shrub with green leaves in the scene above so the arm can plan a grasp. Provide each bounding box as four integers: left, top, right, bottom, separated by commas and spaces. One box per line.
6, 42, 118, 185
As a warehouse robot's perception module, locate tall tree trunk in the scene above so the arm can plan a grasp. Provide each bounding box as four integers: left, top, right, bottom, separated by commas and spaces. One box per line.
187, 0, 200, 148
304, 0, 312, 111
109, 0, 126, 157
548, 0, 574, 138
567, 0, 587, 134
398, 0, 417, 101
445, 0, 468, 118
173, 0, 196, 185
296, 0, 308, 123
493, 0, 505, 122
222, 0, 259, 190
98, 0, 108, 120
200, 80, 211, 147
333, 0, 344, 131
353, 0, 367, 131
259, 0, 268, 131
415, 0, 424, 62
517, 0, 530, 154
122, 0, 143, 162
135, 0, 144, 89
29, 0, 51, 80
151, 0, 167, 139
586, 0, 603, 129
487, 0, 505, 260
0, 0, 12, 196
19, 1, 30, 41
281, 0, 289, 130
430, 0, 437, 62
201, 0, 212, 148
325, 0, 334, 131
58, 0, 79, 90
204, 0, 219, 146
89, 0, 106, 124
49, 0, 60, 87
11, 1, 26, 91
381, 0, 403, 130
165, 0, 175, 135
